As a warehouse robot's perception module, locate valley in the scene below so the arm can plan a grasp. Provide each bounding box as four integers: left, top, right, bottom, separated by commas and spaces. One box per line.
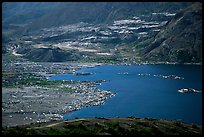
2, 2, 202, 135
5, 11, 174, 63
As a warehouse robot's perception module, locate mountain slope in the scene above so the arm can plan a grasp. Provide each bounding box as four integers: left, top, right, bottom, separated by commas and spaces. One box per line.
21, 47, 80, 62
3, 2, 198, 63
143, 2, 202, 63
2, 2, 61, 26
3, 2, 191, 35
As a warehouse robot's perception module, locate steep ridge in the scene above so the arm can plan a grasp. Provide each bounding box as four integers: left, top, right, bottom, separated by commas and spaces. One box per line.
143, 2, 202, 63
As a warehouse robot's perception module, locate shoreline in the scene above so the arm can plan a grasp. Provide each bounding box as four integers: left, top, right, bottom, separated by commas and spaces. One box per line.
106, 62, 202, 66
2, 81, 115, 127
2, 60, 201, 127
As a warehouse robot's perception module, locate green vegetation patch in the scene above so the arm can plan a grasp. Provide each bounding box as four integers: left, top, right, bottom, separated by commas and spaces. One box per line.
133, 37, 154, 49
60, 87, 75, 92
78, 54, 123, 64
127, 123, 162, 135
2, 117, 202, 135
64, 123, 95, 135
2, 72, 75, 92
176, 50, 195, 63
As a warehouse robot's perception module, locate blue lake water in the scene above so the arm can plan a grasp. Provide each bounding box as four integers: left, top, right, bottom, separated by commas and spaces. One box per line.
49, 64, 202, 125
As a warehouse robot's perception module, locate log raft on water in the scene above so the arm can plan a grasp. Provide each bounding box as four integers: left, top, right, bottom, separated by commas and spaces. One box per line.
178, 88, 200, 93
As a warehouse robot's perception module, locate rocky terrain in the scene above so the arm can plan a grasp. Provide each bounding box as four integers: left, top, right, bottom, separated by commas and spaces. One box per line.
143, 2, 202, 63
2, 83, 114, 127
2, 55, 116, 127
3, 2, 199, 64
1, 12, 174, 63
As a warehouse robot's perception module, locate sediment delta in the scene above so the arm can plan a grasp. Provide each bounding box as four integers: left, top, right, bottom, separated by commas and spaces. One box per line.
2, 82, 115, 127
2, 56, 117, 127
2, 57, 200, 128
2, 58, 115, 127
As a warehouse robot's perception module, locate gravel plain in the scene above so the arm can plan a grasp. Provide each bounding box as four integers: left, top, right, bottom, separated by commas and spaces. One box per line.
2, 82, 115, 127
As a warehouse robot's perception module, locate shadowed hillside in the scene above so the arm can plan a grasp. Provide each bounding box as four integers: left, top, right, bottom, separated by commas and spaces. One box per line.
2, 117, 202, 135
143, 2, 202, 63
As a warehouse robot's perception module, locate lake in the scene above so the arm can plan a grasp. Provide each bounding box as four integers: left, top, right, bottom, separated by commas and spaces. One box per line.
49, 64, 202, 125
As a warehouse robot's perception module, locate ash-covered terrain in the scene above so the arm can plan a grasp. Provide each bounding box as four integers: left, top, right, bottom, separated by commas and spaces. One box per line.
2, 2, 202, 128
3, 2, 201, 64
